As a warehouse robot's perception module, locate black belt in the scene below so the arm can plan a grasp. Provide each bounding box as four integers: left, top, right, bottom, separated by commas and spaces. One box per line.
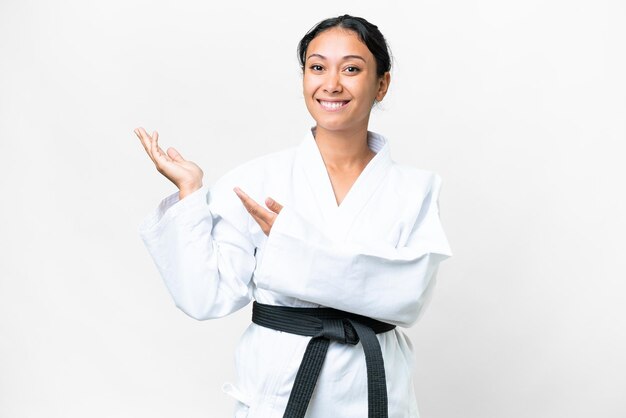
251, 301, 396, 418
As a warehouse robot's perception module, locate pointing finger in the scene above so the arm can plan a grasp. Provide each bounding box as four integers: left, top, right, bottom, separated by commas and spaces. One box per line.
234, 187, 272, 226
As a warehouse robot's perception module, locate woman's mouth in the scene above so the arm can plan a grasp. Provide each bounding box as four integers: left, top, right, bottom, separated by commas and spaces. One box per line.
317, 99, 350, 112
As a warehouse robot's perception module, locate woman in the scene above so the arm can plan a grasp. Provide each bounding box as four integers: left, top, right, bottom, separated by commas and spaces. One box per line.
136, 14, 452, 418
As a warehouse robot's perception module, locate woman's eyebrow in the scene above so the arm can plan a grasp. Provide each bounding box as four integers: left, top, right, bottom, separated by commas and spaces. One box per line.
307, 53, 366, 62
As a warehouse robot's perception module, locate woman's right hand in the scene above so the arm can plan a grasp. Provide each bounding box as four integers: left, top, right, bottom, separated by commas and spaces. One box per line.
135, 126, 204, 198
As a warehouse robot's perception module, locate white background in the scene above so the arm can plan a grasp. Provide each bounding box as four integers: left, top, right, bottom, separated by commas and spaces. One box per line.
1, 0, 624, 417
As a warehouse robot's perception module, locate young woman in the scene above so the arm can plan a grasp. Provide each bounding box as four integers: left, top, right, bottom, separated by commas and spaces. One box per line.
136, 14, 452, 418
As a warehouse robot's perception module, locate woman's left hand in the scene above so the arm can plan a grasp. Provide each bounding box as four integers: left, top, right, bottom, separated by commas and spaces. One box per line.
233, 187, 283, 236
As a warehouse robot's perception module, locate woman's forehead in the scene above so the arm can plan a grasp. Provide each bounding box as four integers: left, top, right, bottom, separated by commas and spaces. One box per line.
306, 28, 372, 62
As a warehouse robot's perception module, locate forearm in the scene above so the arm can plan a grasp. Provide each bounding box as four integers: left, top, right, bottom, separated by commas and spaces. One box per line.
139, 185, 255, 320
255, 205, 451, 327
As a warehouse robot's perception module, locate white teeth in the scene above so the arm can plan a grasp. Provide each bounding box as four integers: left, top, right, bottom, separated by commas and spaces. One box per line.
319, 100, 348, 110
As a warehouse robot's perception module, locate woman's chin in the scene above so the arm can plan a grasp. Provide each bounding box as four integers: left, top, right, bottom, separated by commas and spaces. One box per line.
312, 117, 367, 134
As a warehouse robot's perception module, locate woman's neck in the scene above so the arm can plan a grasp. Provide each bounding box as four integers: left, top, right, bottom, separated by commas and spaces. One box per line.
313, 125, 375, 171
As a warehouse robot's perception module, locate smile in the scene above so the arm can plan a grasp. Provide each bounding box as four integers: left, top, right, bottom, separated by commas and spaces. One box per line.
317, 99, 350, 111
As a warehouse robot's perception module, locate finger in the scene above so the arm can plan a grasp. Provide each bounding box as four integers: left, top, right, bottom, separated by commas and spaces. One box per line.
134, 128, 145, 146
152, 130, 166, 162
265, 197, 283, 214
244, 201, 271, 228
150, 130, 168, 165
166, 146, 185, 162
138, 126, 152, 142
135, 127, 148, 151
234, 187, 272, 226
136, 127, 157, 164
234, 187, 265, 219
153, 131, 173, 162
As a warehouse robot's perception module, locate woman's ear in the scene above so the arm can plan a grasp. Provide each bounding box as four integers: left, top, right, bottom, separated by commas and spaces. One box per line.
375, 72, 391, 102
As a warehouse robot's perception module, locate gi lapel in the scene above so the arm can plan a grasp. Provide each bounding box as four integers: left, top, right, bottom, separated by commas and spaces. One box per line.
296, 127, 392, 241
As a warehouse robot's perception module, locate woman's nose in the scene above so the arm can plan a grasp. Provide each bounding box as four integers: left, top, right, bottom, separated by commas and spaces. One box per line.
323, 71, 342, 93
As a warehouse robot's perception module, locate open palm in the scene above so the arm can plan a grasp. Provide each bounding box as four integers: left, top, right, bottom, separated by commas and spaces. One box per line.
135, 127, 203, 193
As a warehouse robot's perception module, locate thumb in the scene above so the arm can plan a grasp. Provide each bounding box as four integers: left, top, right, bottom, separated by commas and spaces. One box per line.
265, 197, 283, 213
167, 147, 185, 162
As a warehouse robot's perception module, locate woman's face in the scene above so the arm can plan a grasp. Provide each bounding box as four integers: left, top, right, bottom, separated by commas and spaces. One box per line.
303, 27, 390, 134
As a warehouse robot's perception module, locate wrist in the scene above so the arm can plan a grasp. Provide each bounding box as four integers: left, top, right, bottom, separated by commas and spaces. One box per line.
178, 183, 202, 200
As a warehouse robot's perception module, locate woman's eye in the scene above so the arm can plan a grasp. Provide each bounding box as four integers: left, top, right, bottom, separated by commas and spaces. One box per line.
344, 66, 361, 74
309, 65, 323, 71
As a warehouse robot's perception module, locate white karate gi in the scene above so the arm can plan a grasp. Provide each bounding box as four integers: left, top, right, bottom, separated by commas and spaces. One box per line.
139, 127, 453, 418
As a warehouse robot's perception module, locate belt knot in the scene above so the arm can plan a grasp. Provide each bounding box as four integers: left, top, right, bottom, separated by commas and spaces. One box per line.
317, 318, 359, 345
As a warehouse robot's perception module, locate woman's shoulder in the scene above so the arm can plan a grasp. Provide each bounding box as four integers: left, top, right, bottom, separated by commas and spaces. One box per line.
213, 145, 298, 187
388, 161, 443, 192
384, 163, 448, 225
370, 129, 442, 186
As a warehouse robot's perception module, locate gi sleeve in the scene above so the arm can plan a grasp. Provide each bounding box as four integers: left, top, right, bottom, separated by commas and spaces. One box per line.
255, 173, 452, 328
138, 174, 256, 320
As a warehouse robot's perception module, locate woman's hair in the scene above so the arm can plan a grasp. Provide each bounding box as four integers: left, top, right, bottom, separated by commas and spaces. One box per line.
297, 14, 392, 78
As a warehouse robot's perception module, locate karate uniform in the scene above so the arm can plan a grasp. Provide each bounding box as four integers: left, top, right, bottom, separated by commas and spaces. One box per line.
138, 127, 453, 418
